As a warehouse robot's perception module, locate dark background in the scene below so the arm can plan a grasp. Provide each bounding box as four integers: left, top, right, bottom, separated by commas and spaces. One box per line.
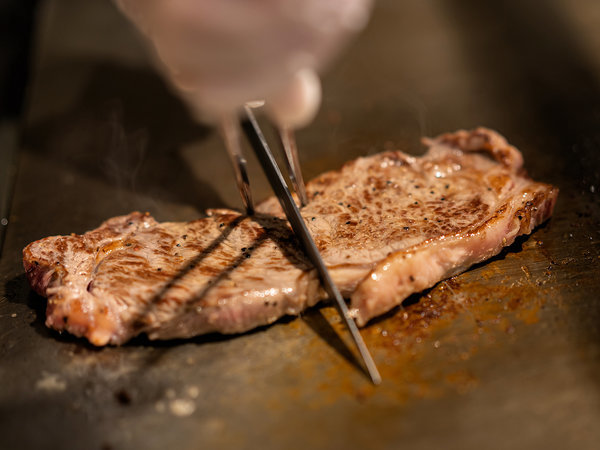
1, 1, 600, 449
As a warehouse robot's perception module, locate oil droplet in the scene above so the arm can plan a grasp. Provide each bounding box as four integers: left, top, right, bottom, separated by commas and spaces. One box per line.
169, 398, 196, 417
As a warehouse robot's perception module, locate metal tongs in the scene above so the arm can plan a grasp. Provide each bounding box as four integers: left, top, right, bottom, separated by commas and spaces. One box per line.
221, 105, 381, 385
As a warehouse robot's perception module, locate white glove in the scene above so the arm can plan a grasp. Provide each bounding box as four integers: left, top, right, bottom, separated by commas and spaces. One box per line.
114, 0, 372, 129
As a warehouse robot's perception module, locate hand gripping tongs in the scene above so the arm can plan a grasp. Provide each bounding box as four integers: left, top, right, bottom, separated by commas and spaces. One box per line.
220, 105, 381, 385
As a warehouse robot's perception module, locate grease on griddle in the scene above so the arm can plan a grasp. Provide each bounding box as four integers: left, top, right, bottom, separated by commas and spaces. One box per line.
278, 252, 557, 408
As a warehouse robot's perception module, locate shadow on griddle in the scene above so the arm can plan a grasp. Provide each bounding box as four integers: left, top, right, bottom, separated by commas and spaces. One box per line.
126, 315, 299, 348
301, 308, 363, 374
4, 273, 46, 330
362, 291, 431, 329
4, 273, 102, 349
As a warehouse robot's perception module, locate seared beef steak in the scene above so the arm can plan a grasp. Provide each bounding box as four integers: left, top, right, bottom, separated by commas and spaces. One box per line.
24, 212, 320, 345
23, 129, 558, 345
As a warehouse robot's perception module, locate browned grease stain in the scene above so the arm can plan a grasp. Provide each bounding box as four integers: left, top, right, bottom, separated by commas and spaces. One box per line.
275, 257, 560, 407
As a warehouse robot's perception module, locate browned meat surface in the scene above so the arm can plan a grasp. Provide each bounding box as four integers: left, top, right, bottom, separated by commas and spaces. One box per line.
23, 128, 558, 345
23, 212, 319, 345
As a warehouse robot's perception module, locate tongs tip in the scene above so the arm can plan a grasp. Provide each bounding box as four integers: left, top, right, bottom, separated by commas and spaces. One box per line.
240, 106, 381, 385
220, 115, 255, 216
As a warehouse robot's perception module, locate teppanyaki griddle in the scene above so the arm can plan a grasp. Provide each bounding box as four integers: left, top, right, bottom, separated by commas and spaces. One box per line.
1, 1, 600, 449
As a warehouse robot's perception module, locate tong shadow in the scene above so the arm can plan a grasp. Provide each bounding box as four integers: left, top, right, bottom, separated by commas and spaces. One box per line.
133, 213, 308, 323
126, 214, 247, 335
183, 214, 311, 311
301, 307, 364, 374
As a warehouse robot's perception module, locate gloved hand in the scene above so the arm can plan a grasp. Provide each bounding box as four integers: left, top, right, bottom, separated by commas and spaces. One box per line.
114, 0, 372, 129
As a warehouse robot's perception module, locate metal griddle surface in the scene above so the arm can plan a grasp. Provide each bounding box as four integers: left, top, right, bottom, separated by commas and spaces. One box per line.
2, 1, 600, 449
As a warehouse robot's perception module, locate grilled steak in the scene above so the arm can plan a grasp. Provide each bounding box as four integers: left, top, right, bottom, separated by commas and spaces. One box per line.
23, 128, 558, 345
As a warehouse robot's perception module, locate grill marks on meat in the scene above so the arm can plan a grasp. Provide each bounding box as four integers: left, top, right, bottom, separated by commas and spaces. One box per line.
23, 128, 558, 345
